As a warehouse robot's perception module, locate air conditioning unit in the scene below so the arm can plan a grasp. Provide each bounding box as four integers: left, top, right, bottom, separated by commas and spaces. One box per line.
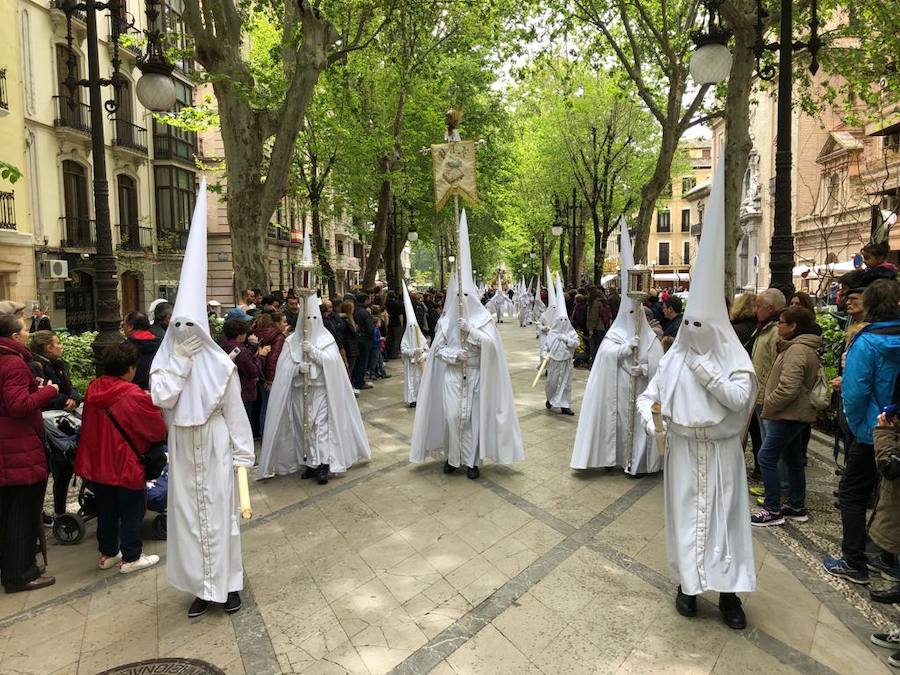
40, 259, 69, 280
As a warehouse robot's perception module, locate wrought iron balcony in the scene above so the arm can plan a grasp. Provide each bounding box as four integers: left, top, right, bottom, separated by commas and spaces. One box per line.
53, 95, 91, 134
117, 223, 152, 252
108, 14, 141, 56
0, 69, 8, 111
0, 192, 15, 230
49, 0, 87, 23
60, 216, 96, 249
156, 228, 189, 254
113, 118, 148, 154
267, 225, 290, 241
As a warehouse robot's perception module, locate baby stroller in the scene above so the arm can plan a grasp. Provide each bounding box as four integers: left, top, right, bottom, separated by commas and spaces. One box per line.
42, 409, 97, 545
146, 463, 168, 540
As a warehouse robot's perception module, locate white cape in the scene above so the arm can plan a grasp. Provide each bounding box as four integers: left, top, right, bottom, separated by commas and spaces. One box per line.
257, 329, 370, 477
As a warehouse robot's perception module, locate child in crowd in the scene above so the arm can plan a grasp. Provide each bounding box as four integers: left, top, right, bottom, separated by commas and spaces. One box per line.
371, 316, 387, 379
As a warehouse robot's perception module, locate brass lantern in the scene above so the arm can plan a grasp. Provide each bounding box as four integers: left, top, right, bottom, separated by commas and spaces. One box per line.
626, 265, 652, 301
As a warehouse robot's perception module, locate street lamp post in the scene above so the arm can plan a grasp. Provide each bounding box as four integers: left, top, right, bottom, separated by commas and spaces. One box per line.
551, 189, 584, 287
60, 0, 174, 368
689, 0, 821, 293
386, 196, 417, 289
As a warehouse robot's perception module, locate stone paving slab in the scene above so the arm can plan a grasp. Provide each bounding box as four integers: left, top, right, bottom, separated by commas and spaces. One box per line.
1, 320, 895, 674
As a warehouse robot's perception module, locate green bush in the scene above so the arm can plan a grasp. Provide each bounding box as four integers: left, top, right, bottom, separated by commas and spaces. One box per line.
815, 311, 845, 433
58, 331, 98, 395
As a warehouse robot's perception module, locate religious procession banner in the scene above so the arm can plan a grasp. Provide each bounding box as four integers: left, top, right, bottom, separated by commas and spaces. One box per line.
431, 140, 478, 211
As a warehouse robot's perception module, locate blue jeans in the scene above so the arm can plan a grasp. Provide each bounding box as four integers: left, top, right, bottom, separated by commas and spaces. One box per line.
758, 419, 809, 511
258, 386, 271, 437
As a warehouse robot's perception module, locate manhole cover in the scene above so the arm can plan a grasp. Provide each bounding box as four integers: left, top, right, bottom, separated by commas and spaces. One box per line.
97, 658, 226, 675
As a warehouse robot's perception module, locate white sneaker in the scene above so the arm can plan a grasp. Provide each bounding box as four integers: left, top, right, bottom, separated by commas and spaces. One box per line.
119, 553, 160, 574
99, 552, 122, 570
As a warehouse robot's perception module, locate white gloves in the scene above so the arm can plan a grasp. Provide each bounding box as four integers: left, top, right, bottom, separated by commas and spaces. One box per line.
540, 324, 550, 334
630, 336, 641, 350
456, 350, 470, 363
302, 340, 322, 364
298, 362, 310, 375
685, 352, 716, 387
626, 363, 648, 378
174, 335, 203, 359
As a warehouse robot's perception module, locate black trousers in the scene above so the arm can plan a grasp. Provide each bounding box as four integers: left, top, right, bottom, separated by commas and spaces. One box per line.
748, 411, 763, 471
92, 482, 145, 563
51, 462, 74, 515
0, 481, 45, 587
839, 440, 877, 570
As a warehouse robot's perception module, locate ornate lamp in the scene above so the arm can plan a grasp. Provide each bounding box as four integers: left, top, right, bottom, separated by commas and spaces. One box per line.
689, 0, 733, 85
626, 265, 652, 301
136, 0, 176, 112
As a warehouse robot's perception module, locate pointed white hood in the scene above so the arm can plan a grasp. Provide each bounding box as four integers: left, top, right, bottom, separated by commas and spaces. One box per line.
151, 178, 236, 426
551, 272, 578, 342
438, 209, 492, 345
401, 280, 427, 353
657, 154, 756, 427
539, 265, 557, 326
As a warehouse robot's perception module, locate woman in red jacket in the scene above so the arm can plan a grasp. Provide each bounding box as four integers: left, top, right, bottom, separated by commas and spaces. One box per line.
0, 314, 58, 592
75, 342, 167, 574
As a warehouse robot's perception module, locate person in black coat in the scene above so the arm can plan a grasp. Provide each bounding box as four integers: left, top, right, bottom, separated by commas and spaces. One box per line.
353, 293, 375, 390
29, 307, 51, 333
123, 312, 162, 391
28, 330, 82, 518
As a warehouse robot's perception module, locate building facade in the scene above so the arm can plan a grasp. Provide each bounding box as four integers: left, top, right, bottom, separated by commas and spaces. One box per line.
646, 139, 712, 289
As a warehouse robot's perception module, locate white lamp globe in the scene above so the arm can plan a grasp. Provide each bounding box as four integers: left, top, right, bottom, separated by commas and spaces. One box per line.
136, 72, 176, 112
448, 255, 456, 263
551, 224, 563, 237
407, 230, 418, 242
689, 43, 732, 85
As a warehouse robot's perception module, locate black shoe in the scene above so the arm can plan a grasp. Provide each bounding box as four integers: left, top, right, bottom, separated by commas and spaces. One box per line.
561, 408, 575, 416
301, 466, 316, 480
467, 466, 480, 480
360, 383, 374, 390
545, 400, 551, 410
42, 512, 53, 528
718, 593, 746, 629
443, 461, 456, 474
675, 586, 697, 617
870, 584, 900, 604
224, 591, 242, 614
316, 464, 330, 485
188, 597, 210, 618
409, 402, 417, 408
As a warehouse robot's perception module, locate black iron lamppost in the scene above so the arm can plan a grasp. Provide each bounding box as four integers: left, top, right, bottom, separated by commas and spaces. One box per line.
689, 0, 822, 292
551, 188, 584, 287
59, 0, 175, 367
386, 196, 417, 289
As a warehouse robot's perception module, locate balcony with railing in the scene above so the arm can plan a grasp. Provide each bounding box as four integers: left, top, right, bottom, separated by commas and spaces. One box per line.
113, 118, 148, 154
690, 221, 703, 237
335, 254, 361, 271
108, 14, 142, 57
60, 216, 96, 249
53, 96, 91, 134
117, 223, 152, 252
0, 192, 15, 230
50, 1, 87, 24
153, 134, 197, 163
0, 68, 8, 112
156, 228, 189, 254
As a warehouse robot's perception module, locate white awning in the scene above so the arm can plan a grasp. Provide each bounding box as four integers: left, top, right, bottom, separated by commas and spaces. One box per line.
793, 265, 819, 279
652, 272, 690, 282
600, 274, 617, 286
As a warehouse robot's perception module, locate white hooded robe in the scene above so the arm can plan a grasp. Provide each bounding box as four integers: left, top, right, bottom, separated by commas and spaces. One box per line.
400, 282, 428, 404
545, 275, 579, 409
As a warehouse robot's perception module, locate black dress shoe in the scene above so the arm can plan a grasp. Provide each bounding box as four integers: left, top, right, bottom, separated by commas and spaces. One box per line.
870, 584, 900, 604
188, 597, 210, 618
4, 575, 56, 594
545, 400, 552, 410
316, 464, 330, 485
718, 592, 747, 629
224, 591, 242, 613
301, 466, 316, 480
561, 408, 575, 416
443, 460, 457, 474
675, 586, 697, 617
466, 466, 480, 480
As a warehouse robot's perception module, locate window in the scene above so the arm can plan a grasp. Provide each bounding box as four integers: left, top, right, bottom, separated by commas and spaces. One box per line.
825, 173, 840, 212
152, 79, 196, 162
683, 241, 690, 265
117, 175, 138, 226
656, 210, 671, 233
155, 165, 195, 234
885, 132, 900, 152
0, 68, 8, 111
337, 239, 344, 255
681, 208, 691, 232
160, 0, 194, 73
62, 160, 91, 245
698, 203, 705, 225
55, 45, 79, 100
681, 177, 696, 195
701, 147, 711, 160
658, 242, 670, 266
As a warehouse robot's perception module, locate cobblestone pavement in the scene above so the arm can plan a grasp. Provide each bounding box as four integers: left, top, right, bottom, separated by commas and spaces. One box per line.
2, 321, 895, 674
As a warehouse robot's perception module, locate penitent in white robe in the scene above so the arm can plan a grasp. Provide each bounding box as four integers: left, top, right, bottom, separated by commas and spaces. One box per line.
637, 366, 757, 596
152, 363, 254, 603
544, 334, 578, 408
437, 342, 483, 467
401, 346, 425, 404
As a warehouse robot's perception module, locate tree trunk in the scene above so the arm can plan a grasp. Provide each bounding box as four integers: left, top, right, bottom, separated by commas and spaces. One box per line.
558, 233, 568, 286
363, 179, 393, 289
721, 1, 757, 298
633, 127, 680, 263
311, 199, 336, 299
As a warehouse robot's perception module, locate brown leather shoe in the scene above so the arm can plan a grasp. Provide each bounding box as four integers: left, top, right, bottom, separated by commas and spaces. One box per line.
4, 575, 56, 593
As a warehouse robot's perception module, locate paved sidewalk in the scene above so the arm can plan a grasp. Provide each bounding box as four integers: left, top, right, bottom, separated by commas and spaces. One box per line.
0, 321, 894, 674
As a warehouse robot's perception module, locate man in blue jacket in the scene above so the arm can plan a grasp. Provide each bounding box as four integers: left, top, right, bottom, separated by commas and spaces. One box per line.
825, 279, 900, 584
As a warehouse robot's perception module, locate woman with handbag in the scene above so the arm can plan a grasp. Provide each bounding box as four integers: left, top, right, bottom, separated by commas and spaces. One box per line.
75, 342, 167, 573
